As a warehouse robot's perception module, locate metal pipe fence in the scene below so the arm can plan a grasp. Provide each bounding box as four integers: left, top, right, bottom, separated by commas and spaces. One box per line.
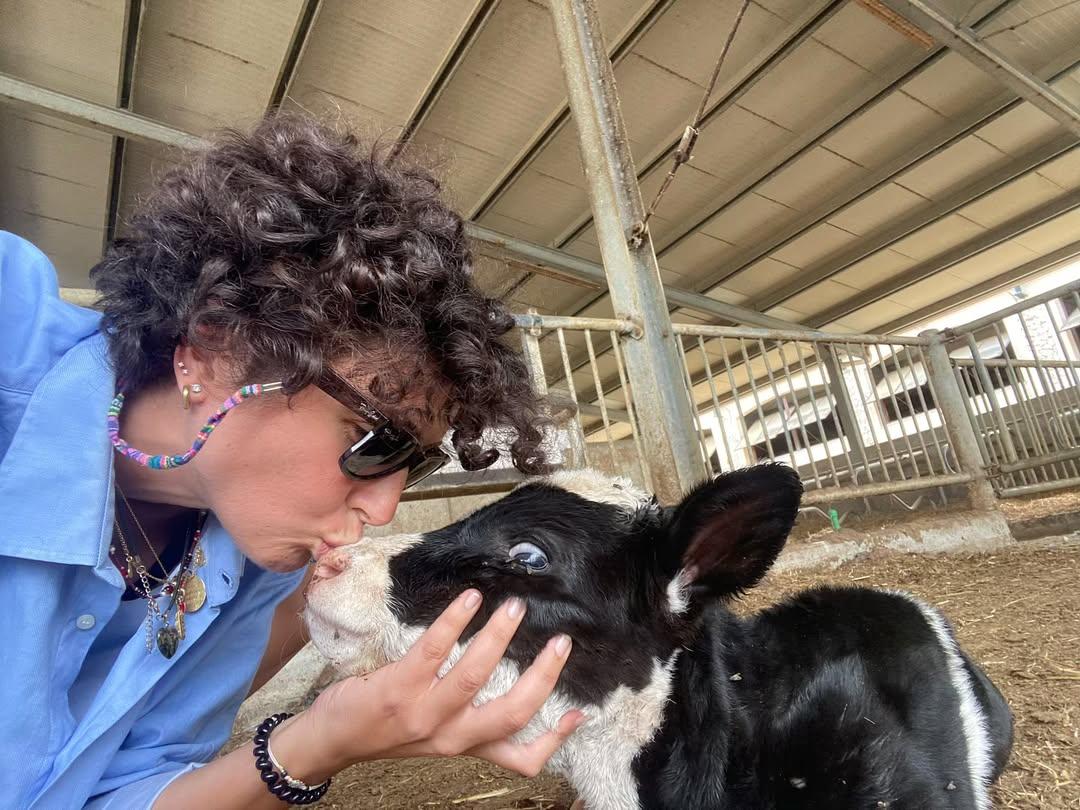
944, 278, 1080, 498
403, 280, 1080, 516
671, 323, 968, 512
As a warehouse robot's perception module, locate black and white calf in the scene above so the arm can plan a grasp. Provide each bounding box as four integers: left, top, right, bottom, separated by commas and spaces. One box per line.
304, 465, 1013, 809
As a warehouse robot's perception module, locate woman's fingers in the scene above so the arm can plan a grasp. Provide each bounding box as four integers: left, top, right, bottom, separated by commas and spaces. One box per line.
441, 632, 574, 752
468, 709, 587, 777
398, 589, 483, 692
430, 596, 528, 712
393, 591, 578, 760
476, 633, 573, 737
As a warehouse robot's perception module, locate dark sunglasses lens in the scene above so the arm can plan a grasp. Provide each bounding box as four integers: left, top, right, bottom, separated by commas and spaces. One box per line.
340, 432, 415, 479
404, 453, 449, 488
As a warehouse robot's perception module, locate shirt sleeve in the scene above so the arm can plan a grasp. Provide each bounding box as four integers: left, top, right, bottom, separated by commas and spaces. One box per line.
83, 567, 308, 809
0, 231, 100, 395
83, 763, 205, 810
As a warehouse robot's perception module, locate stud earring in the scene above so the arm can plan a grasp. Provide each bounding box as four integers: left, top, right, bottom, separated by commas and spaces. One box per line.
178, 361, 190, 376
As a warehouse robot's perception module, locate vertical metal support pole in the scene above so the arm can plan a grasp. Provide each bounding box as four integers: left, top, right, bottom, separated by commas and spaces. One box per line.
820, 346, 870, 481
520, 314, 587, 468
547, 0, 708, 503
921, 329, 999, 511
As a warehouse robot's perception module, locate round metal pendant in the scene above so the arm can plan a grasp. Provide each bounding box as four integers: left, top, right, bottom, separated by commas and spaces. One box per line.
183, 573, 207, 612
157, 627, 179, 658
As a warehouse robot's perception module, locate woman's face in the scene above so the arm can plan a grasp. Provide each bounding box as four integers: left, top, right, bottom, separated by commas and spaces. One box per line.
186, 371, 448, 574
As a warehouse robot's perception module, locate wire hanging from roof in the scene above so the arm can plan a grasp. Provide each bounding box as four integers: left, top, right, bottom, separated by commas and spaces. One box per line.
631, 0, 753, 248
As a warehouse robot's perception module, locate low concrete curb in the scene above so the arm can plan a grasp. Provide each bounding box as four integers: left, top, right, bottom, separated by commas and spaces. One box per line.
775, 508, 1014, 572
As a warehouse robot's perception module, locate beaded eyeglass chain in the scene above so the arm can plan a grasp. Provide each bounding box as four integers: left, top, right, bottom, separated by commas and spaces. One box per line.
107, 382, 284, 469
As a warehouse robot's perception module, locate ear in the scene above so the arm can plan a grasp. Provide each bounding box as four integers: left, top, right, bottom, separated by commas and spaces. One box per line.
662, 463, 802, 598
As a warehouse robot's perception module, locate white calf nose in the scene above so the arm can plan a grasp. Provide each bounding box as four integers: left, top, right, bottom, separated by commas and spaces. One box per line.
314, 549, 351, 580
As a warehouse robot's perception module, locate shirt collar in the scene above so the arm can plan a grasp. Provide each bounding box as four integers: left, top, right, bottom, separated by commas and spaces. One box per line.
0, 332, 246, 607
0, 333, 115, 566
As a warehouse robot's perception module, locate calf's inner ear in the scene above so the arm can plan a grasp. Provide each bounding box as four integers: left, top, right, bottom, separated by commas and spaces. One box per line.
662, 463, 803, 599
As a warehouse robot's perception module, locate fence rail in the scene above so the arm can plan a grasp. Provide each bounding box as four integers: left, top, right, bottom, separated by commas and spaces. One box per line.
945, 278, 1080, 499
403, 279, 1080, 516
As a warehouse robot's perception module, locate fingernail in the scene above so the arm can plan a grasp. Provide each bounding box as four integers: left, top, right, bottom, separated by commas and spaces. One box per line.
506, 596, 525, 619
554, 634, 572, 658
464, 590, 482, 610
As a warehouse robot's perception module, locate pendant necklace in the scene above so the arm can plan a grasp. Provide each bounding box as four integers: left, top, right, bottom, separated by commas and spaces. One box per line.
111, 488, 208, 657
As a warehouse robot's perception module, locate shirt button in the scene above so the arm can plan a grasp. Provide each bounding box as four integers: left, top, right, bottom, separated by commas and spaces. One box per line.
75, 614, 96, 630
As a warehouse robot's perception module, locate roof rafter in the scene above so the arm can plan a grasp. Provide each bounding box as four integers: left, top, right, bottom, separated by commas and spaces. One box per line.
103, 0, 144, 247
469, 0, 680, 221
805, 190, 1080, 328
874, 238, 1080, 333
878, 0, 1080, 139
694, 47, 1080, 295
390, 0, 500, 158
267, 0, 323, 110
753, 136, 1079, 312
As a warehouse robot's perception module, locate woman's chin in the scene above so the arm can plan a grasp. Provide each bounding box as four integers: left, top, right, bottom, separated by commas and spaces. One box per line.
247, 548, 312, 574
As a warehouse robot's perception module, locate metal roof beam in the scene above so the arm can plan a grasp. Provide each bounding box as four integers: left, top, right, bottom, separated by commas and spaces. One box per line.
649, 0, 1026, 261
753, 135, 1079, 311
0, 72, 202, 149
103, 0, 144, 247
469, 0, 680, 220
391, 0, 500, 158
701, 47, 1080, 292
873, 238, 1080, 333
469, 223, 799, 329
877, 0, 1080, 139
267, 0, 323, 109
805, 190, 1080, 328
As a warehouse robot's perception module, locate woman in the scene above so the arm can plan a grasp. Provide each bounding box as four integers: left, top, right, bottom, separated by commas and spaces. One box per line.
0, 114, 586, 808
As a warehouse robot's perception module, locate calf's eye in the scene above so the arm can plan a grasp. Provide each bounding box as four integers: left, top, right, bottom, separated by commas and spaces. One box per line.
509, 541, 549, 572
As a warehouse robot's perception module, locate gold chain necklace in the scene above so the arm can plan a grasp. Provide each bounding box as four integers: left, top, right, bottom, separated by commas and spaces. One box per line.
111, 487, 208, 657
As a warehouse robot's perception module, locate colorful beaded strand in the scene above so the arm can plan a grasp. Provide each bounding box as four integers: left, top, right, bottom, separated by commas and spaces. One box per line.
107, 382, 283, 469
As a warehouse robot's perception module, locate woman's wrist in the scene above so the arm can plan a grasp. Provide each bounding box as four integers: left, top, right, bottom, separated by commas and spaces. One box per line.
267, 710, 353, 786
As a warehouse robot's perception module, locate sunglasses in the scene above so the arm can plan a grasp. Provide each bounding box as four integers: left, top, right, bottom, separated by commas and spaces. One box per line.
314, 368, 450, 489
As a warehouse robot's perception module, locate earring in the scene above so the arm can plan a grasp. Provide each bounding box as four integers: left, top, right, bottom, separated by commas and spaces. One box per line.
182, 383, 204, 410
178, 361, 190, 376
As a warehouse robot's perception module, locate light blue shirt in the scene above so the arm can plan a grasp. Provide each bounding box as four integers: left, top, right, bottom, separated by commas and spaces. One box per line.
0, 232, 307, 808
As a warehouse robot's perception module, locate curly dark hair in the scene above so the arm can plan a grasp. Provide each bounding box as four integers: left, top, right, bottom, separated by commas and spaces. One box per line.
90, 113, 547, 473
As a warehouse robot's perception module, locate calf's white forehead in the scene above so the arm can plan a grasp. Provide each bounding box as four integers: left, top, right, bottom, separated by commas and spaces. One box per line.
540, 469, 652, 512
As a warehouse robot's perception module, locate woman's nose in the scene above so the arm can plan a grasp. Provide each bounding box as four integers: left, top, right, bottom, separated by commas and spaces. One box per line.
348, 467, 409, 526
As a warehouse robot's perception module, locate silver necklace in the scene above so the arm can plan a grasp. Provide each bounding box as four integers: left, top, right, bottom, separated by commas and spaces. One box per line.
111, 492, 207, 657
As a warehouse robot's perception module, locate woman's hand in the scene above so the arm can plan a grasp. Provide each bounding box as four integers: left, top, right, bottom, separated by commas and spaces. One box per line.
298, 589, 585, 777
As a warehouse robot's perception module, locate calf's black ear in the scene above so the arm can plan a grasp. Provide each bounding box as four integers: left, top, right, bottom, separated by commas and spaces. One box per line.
662, 463, 802, 598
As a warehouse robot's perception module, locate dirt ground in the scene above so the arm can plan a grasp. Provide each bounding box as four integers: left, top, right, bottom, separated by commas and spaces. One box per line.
787, 485, 1080, 545
262, 535, 1080, 809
